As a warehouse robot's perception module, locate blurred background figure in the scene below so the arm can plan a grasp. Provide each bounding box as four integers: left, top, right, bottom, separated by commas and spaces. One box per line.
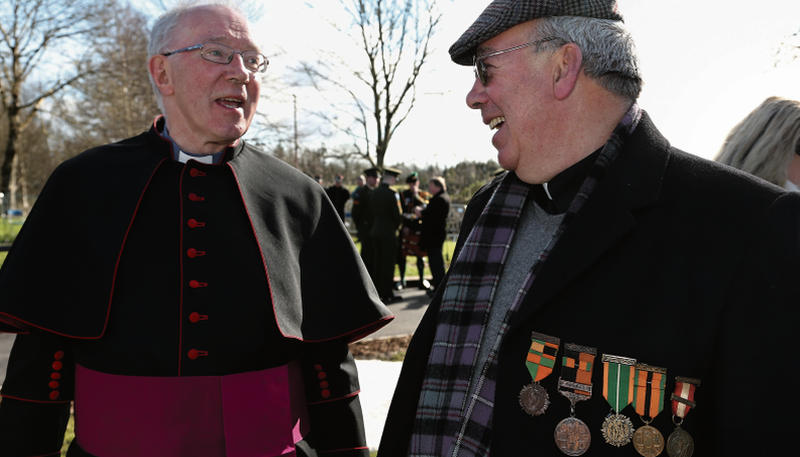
325, 174, 350, 222
370, 167, 403, 303
418, 176, 450, 296
396, 172, 429, 291
352, 168, 379, 280
715, 96, 800, 191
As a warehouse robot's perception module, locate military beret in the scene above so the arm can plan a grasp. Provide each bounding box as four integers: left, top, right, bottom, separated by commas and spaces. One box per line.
449, 0, 624, 65
405, 171, 419, 183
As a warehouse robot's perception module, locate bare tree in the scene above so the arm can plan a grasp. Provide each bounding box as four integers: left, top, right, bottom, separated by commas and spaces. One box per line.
0, 0, 111, 210
774, 29, 800, 67
54, 2, 159, 151
294, 0, 441, 170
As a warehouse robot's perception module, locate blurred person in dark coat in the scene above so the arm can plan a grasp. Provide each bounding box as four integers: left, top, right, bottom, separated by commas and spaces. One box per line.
417, 176, 450, 295
396, 172, 429, 290
715, 96, 800, 192
379, 1, 800, 456
369, 167, 404, 303
351, 168, 379, 280
326, 174, 351, 221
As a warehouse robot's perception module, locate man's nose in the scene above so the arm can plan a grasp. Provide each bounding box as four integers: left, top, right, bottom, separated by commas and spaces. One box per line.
226, 53, 251, 83
466, 77, 486, 109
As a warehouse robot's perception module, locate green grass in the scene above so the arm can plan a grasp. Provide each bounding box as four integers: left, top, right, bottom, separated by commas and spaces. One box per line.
1, 217, 21, 268
0, 217, 22, 243
353, 238, 457, 280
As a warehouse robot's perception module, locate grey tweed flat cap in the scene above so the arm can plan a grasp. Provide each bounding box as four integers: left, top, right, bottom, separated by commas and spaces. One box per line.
449, 0, 623, 65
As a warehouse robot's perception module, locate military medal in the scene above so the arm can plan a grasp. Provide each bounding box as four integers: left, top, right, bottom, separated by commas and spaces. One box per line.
666, 376, 701, 457
601, 354, 637, 447
632, 363, 667, 457
553, 342, 597, 456
519, 332, 560, 416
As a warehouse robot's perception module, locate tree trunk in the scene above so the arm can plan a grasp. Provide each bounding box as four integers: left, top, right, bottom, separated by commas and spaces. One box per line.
1, 113, 19, 208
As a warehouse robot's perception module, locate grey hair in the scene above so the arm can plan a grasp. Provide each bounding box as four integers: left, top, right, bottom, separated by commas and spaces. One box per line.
533, 16, 642, 101
147, 0, 244, 112
715, 96, 800, 186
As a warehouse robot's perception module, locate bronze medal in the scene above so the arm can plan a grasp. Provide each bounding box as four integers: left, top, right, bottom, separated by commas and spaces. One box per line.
554, 343, 597, 456
520, 332, 560, 416
631, 363, 667, 456
519, 382, 549, 416
666, 426, 694, 457
554, 416, 591, 456
667, 376, 700, 457
601, 412, 635, 447
633, 424, 665, 457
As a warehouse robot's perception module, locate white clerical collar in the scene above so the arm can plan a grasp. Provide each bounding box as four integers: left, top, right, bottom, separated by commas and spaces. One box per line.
177, 150, 215, 164
785, 180, 800, 193
542, 182, 554, 200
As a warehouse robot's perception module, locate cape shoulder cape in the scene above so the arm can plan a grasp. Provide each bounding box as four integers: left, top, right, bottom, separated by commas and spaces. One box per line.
0, 123, 392, 341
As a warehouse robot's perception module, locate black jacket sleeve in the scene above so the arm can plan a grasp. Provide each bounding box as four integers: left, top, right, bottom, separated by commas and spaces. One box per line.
0, 331, 73, 456
300, 342, 369, 457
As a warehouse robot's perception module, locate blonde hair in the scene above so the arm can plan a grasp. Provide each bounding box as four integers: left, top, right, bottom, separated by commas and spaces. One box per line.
715, 96, 800, 186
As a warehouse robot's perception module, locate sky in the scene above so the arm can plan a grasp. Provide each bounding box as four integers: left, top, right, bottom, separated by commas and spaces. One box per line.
251, 0, 800, 168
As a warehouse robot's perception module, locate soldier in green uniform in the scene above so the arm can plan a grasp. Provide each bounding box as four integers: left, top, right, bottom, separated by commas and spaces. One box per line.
369, 167, 404, 303
351, 167, 379, 280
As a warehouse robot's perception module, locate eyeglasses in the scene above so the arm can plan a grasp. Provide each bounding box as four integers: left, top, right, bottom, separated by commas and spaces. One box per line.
473, 36, 558, 85
162, 41, 269, 73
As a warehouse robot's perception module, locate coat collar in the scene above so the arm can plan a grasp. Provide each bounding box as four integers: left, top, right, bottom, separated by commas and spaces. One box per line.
511, 111, 671, 324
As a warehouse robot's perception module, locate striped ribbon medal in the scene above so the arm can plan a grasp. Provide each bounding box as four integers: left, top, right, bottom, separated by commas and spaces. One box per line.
601, 354, 637, 447
519, 332, 560, 416
554, 343, 597, 456
666, 377, 701, 457
632, 363, 667, 457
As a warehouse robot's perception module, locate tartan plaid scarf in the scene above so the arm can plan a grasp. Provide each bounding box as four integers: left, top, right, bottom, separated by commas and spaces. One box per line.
408, 104, 642, 457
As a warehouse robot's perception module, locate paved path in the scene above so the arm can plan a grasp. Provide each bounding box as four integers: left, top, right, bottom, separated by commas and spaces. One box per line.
363, 282, 430, 340
0, 332, 13, 388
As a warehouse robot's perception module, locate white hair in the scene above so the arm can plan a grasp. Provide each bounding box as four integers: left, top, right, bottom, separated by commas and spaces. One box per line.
147, 1, 246, 112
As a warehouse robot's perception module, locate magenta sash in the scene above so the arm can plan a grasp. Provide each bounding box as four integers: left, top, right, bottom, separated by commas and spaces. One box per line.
74, 363, 308, 457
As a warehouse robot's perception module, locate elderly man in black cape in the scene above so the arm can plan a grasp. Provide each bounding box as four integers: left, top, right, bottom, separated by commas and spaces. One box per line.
0, 4, 391, 457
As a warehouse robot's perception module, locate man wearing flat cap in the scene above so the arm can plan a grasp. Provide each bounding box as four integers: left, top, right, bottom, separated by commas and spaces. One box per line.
380, 1, 800, 456
370, 167, 404, 303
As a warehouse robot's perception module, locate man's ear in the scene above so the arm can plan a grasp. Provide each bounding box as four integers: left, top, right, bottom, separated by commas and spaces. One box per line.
148, 55, 174, 97
553, 43, 582, 100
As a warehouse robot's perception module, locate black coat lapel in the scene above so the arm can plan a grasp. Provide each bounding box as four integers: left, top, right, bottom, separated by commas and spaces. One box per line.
512, 113, 671, 323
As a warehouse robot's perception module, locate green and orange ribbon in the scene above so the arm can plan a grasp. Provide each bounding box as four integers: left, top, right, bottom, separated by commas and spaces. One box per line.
526, 332, 560, 382
602, 354, 637, 413
558, 342, 597, 403
632, 363, 667, 420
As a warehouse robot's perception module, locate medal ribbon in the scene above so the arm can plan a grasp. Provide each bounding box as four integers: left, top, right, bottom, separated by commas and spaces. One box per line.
632, 363, 666, 419
602, 354, 637, 413
558, 342, 597, 401
671, 376, 701, 419
526, 332, 560, 382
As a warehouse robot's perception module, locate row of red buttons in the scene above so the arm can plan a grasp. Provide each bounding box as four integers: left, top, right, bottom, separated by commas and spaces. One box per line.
186, 168, 208, 365
313, 363, 331, 399
49, 350, 64, 400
